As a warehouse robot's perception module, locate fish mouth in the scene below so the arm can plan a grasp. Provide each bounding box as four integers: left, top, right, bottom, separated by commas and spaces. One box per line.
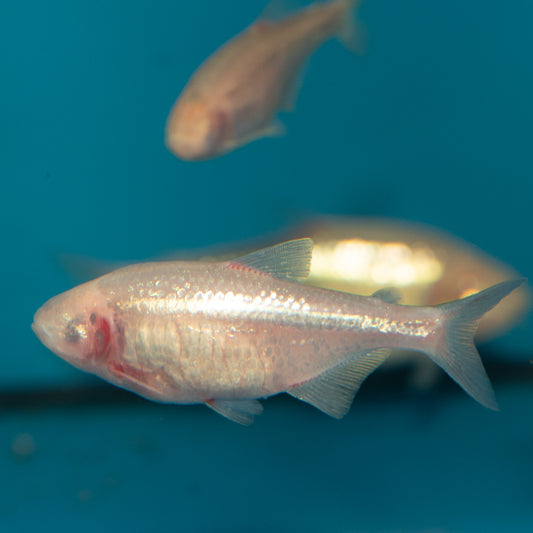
31, 316, 53, 351
31, 305, 58, 354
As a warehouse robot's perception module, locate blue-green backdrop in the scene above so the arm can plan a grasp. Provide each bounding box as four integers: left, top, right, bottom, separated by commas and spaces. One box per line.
1, 1, 532, 531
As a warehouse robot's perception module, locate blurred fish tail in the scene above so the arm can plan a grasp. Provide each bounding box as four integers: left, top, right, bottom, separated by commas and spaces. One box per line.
337, 0, 366, 54
427, 279, 526, 410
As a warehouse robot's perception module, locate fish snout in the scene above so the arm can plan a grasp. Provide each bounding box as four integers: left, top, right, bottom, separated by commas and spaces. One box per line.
31, 292, 93, 365
165, 131, 211, 161
32, 305, 58, 353
31, 316, 45, 342
165, 104, 227, 161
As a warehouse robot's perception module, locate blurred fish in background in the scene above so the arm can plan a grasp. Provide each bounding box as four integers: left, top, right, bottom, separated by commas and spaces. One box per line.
287, 217, 530, 342
288, 217, 531, 387
165, 0, 363, 160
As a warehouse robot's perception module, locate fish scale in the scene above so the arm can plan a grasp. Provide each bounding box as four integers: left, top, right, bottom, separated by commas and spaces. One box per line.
111, 267, 440, 397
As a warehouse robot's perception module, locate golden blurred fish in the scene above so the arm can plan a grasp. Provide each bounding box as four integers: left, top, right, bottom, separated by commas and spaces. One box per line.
34, 239, 524, 424
165, 0, 363, 160
285, 217, 530, 388
289, 217, 530, 342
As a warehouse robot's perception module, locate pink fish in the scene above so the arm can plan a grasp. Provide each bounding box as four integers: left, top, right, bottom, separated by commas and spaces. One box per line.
32, 239, 524, 424
165, 0, 363, 161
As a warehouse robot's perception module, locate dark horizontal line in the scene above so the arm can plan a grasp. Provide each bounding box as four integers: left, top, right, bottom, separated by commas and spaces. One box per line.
0, 351, 531, 412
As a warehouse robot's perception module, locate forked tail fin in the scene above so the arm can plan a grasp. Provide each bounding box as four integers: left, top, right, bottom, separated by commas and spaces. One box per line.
427, 279, 526, 410
337, 0, 366, 54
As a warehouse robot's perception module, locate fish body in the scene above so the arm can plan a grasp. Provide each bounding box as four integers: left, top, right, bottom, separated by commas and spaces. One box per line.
165, 0, 361, 160
33, 240, 524, 424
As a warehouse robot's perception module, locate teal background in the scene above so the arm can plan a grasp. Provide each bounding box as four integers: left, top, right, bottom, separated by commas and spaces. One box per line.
1, 1, 532, 531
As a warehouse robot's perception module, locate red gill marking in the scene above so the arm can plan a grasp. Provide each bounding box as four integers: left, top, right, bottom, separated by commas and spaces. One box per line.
108, 360, 149, 383
108, 361, 125, 376
93, 315, 111, 359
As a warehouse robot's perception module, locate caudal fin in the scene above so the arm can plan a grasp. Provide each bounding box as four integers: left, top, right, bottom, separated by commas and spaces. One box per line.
428, 279, 526, 410
337, 0, 366, 54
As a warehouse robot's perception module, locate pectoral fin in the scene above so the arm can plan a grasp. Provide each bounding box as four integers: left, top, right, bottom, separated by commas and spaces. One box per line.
288, 349, 391, 418
206, 399, 264, 425
257, 119, 286, 138
222, 120, 286, 152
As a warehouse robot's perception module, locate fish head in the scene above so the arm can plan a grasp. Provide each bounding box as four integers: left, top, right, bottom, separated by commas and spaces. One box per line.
32, 283, 116, 373
165, 98, 228, 161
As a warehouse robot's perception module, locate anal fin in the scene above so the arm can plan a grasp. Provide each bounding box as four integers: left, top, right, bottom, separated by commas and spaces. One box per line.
206, 399, 264, 425
288, 349, 391, 419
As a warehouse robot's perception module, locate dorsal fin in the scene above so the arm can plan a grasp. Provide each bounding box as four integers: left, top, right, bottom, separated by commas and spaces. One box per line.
228, 238, 313, 281
287, 349, 391, 418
